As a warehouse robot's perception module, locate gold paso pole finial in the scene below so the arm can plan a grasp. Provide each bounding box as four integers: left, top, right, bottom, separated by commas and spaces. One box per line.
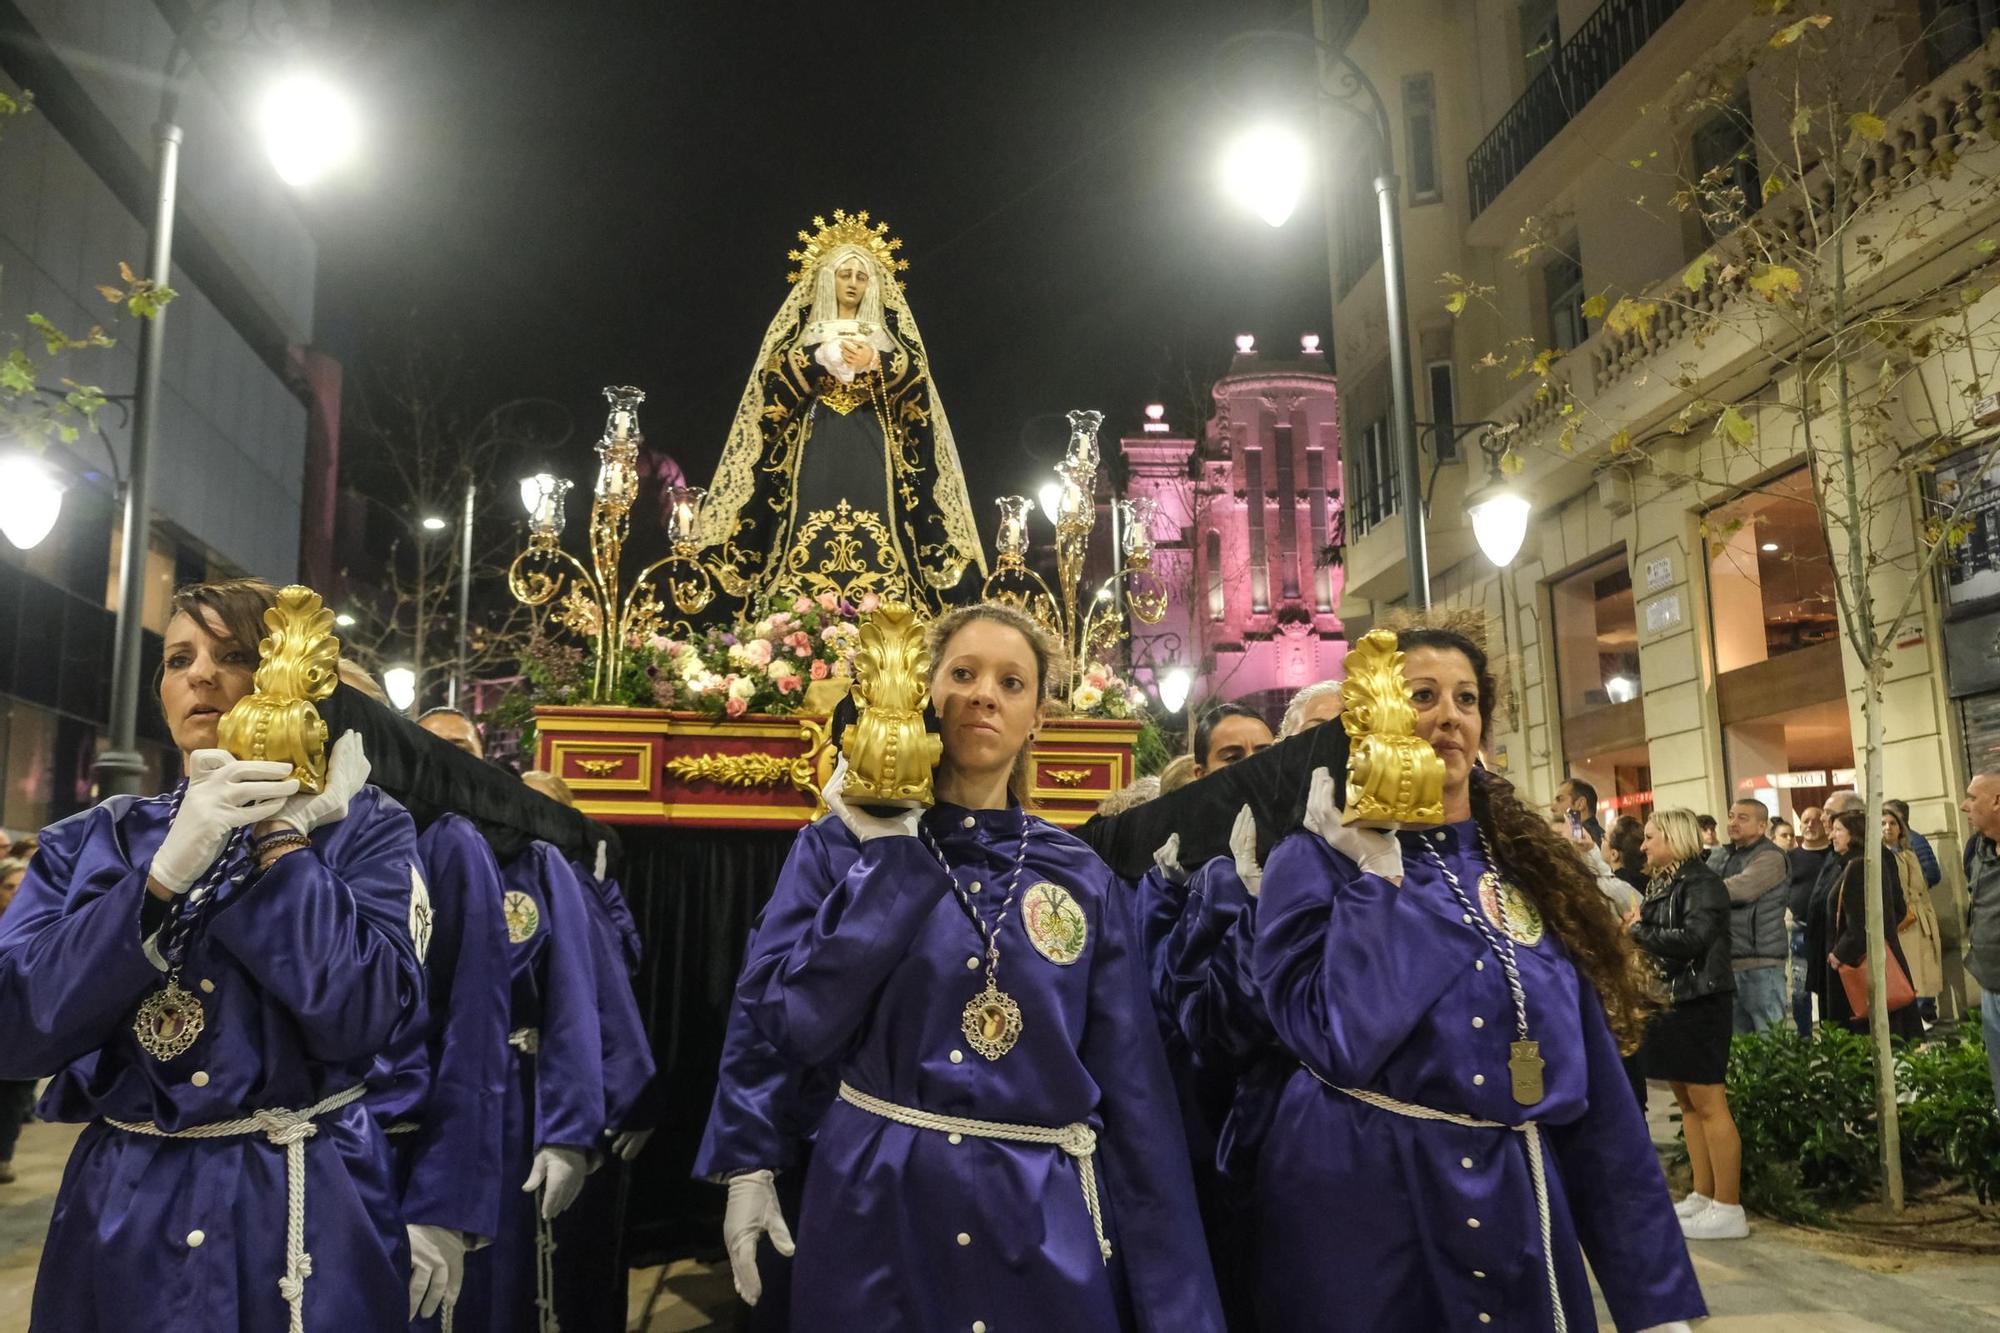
216, 585, 341, 795
837, 603, 941, 808
1339, 628, 1446, 829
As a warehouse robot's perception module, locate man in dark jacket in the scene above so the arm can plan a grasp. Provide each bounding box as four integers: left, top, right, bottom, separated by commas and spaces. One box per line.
1961, 771, 2000, 1109
1552, 777, 1605, 847
1786, 805, 1832, 1036
1720, 798, 1790, 1033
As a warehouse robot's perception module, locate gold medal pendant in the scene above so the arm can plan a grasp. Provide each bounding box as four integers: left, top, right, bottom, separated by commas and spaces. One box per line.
134, 979, 205, 1062
961, 982, 1023, 1060
1509, 1039, 1546, 1105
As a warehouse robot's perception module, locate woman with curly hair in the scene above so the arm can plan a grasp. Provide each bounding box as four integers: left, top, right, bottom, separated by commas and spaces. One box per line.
1249, 613, 1703, 1332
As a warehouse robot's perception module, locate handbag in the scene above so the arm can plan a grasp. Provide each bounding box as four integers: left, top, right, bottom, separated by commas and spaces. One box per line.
1833, 877, 1917, 1014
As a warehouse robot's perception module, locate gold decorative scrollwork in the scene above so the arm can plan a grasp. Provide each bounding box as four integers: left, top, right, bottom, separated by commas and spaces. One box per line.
772, 500, 919, 608
1045, 768, 1091, 787
217, 585, 340, 795
666, 753, 799, 789
576, 759, 623, 777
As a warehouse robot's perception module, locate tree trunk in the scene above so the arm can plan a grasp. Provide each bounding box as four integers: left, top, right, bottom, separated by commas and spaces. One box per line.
1861, 671, 1904, 1210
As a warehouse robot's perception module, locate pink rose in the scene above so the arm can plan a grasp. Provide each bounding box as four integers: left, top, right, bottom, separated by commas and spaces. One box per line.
777, 675, 802, 694
817, 591, 840, 611
787, 631, 812, 655
744, 638, 773, 666
769, 611, 792, 630
810, 658, 830, 680
858, 592, 881, 612
725, 696, 748, 718
793, 595, 814, 614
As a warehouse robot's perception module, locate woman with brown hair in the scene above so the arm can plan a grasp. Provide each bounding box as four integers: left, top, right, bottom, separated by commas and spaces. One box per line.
1822, 807, 1924, 1042
737, 601, 1223, 1332
1882, 806, 1942, 1018
0, 577, 425, 1331
1629, 809, 1742, 1240
1250, 614, 1702, 1332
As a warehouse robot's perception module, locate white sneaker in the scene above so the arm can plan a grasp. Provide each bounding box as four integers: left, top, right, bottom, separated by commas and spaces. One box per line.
1673, 1192, 1711, 1219
1681, 1201, 1749, 1240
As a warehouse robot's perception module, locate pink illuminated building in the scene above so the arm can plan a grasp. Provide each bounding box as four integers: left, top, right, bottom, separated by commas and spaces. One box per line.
1118, 334, 1347, 721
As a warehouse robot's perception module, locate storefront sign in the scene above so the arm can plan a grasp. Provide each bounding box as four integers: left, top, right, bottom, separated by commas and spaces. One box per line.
1832, 768, 1857, 787
1737, 771, 1830, 791
1645, 556, 1673, 591
1937, 444, 2000, 611
1643, 593, 1683, 635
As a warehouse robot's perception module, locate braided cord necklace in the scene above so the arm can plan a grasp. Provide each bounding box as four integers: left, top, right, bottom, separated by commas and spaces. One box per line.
920, 812, 1033, 1060
133, 782, 253, 1062
1420, 823, 1546, 1106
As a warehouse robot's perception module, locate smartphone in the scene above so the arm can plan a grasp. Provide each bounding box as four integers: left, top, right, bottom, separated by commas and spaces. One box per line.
1566, 810, 1584, 837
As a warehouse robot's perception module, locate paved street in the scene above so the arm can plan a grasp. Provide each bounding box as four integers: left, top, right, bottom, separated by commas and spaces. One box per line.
4, 1096, 1998, 1331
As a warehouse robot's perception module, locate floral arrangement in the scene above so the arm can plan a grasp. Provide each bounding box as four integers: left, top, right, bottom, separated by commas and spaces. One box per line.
645, 591, 869, 717
1066, 661, 1147, 721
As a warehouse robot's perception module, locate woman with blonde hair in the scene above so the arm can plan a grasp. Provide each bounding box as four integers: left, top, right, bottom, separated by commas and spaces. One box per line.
737, 601, 1223, 1331
1631, 808, 1744, 1239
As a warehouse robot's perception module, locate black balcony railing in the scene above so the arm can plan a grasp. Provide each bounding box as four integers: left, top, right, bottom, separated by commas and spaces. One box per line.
1467, 0, 1690, 217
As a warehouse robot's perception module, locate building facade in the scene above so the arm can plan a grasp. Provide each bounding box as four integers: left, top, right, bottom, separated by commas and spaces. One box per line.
1319, 0, 1998, 870
1120, 334, 1347, 722
0, 0, 325, 828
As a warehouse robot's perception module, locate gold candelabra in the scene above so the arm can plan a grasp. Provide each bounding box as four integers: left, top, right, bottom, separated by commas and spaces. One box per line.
982, 409, 1167, 701
509, 386, 738, 701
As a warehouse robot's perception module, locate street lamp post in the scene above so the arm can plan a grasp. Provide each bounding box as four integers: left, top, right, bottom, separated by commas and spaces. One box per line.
450, 480, 475, 711
1219, 30, 1431, 609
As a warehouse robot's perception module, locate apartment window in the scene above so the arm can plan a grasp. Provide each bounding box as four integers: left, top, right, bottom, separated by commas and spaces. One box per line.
1690, 99, 1762, 241
1427, 361, 1460, 461
1705, 468, 1840, 670
1245, 445, 1269, 612
1403, 74, 1441, 205
1544, 249, 1587, 352
1307, 445, 1333, 611
1520, 0, 1561, 82
1273, 423, 1300, 602
1923, 0, 2000, 77
1206, 531, 1226, 621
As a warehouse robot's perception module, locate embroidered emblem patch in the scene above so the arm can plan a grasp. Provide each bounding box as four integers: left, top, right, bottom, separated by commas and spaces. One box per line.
409, 865, 434, 964
1478, 871, 1545, 946
503, 889, 541, 944
1022, 881, 1088, 965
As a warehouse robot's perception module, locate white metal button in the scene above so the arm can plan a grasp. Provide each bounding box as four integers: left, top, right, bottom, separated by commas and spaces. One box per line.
1434, 831, 1447, 842
1473, 1074, 1485, 1086
1473, 1270, 1486, 1278
950, 1050, 964, 1064
1461, 1157, 1473, 1169
956, 1232, 971, 1246
972, 1322, 987, 1333
186, 1229, 205, 1247
1472, 1017, 1485, 1029
948, 1133, 963, 1145
966, 957, 981, 970
1467, 1217, 1481, 1229
1475, 960, 1485, 970
962, 816, 977, 829
190, 1071, 210, 1088
1480, 1315, 1492, 1325
969, 881, 982, 894
1462, 913, 1474, 923
198, 979, 215, 994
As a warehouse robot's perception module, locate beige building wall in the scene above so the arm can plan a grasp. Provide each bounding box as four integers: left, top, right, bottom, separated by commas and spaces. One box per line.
1316, 0, 1990, 854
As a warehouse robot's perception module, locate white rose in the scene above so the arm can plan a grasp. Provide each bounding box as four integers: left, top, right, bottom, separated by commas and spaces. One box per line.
728, 675, 759, 701
1073, 684, 1103, 711
766, 658, 796, 682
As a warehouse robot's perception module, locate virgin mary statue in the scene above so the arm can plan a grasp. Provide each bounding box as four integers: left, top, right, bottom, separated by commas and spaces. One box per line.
698, 209, 986, 612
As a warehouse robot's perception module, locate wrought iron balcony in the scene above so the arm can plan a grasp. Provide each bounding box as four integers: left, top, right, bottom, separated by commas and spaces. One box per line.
1467, 0, 1690, 217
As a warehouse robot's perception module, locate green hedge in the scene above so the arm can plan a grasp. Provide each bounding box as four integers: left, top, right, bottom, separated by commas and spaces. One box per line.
1683, 1026, 2000, 1223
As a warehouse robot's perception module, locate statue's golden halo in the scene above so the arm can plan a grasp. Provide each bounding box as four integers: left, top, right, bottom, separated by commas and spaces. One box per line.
786, 208, 909, 289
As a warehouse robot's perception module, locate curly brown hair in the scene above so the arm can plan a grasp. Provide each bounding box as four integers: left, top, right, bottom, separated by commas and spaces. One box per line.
1387, 612, 1657, 1051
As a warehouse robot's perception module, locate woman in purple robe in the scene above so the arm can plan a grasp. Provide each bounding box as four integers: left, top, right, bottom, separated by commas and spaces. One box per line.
1250, 615, 1705, 1333
0, 577, 426, 1332
738, 601, 1224, 1332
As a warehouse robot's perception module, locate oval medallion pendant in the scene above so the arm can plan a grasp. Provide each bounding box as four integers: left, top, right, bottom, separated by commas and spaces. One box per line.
961, 983, 1023, 1060
134, 979, 205, 1062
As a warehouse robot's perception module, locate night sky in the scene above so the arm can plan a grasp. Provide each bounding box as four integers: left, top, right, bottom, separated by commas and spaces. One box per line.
315, 0, 1332, 518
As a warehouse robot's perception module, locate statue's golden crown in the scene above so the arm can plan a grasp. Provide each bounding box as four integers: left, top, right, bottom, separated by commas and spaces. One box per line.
787, 209, 909, 288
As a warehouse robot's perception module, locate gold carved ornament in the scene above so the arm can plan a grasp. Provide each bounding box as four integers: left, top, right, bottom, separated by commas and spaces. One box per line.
576, 759, 623, 777
1339, 628, 1446, 829
216, 585, 341, 794
665, 753, 799, 788
1045, 769, 1091, 787
837, 602, 940, 808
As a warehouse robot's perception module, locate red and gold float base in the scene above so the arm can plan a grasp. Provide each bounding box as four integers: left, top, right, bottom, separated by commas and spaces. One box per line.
535, 706, 1140, 830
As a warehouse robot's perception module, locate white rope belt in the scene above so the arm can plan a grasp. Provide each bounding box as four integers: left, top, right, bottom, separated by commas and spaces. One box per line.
838, 1081, 1112, 1263
104, 1084, 368, 1333
535, 1205, 561, 1333
509, 1027, 541, 1054
386, 1120, 420, 1135
1302, 1066, 1566, 1333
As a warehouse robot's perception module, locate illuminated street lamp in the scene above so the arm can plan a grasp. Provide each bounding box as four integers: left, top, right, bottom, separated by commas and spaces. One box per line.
1220, 124, 1311, 227
257, 72, 361, 187
0, 454, 68, 551
1157, 665, 1193, 715
1468, 489, 1532, 568
383, 666, 418, 714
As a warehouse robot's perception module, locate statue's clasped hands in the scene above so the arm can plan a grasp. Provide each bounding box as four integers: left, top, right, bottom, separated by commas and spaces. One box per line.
838, 339, 879, 372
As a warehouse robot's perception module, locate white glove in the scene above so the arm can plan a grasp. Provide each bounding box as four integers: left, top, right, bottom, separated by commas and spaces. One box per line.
1304, 767, 1404, 884
406, 1223, 466, 1320
523, 1145, 590, 1220
1229, 805, 1262, 897
593, 839, 608, 881
610, 1127, 653, 1161
151, 750, 299, 893
724, 1168, 795, 1306
821, 756, 920, 841
1151, 832, 1189, 886
270, 731, 370, 836
1636, 1324, 1693, 1333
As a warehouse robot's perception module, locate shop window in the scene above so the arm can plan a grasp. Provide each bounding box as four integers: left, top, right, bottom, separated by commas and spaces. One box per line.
1705, 467, 1840, 671
1552, 551, 1641, 715
1723, 697, 1856, 824
3, 700, 57, 833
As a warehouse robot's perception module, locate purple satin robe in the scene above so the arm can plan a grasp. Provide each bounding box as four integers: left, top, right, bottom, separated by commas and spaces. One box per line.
1251, 822, 1707, 1332
739, 807, 1224, 1333
366, 814, 513, 1250
0, 786, 425, 1332
566, 860, 657, 1132
454, 841, 607, 1333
